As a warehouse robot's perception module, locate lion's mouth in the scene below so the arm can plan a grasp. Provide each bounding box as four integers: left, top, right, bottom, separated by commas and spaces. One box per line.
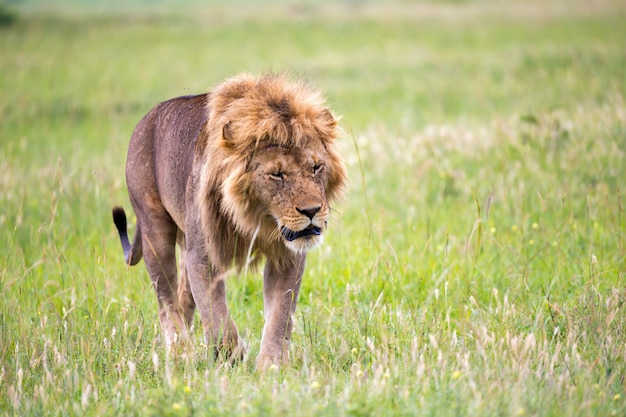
281, 225, 322, 242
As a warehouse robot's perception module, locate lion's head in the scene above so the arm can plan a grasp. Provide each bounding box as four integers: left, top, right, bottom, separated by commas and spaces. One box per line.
198, 73, 347, 258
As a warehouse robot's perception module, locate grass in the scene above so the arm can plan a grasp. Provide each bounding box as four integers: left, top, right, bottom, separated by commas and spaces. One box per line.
1, 1, 626, 415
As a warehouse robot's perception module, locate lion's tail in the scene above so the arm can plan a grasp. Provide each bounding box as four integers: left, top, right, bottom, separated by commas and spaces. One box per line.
112, 206, 143, 266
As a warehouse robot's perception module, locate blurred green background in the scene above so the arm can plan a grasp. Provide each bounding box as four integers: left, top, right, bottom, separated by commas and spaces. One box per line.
1, 1, 625, 416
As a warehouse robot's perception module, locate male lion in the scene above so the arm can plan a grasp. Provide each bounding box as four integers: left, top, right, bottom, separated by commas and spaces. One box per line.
112, 73, 346, 367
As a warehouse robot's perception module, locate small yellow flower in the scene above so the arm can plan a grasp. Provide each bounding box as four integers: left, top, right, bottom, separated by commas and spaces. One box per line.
532, 222, 538, 229
490, 227, 496, 235
613, 394, 621, 401
511, 225, 518, 233
269, 364, 279, 372
311, 380, 321, 390
184, 385, 191, 394
516, 408, 526, 416
451, 370, 462, 380
528, 239, 535, 245
172, 403, 182, 410
351, 347, 358, 355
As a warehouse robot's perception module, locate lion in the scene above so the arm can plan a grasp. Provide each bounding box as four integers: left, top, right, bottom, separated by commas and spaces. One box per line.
112, 73, 347, 368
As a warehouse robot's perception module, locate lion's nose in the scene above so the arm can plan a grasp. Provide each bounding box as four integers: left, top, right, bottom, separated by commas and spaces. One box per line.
296, 205, 321, 220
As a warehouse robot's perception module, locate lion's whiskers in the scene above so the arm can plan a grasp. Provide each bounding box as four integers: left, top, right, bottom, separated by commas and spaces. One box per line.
327, 209, 343, 228
268, 225, 282, 242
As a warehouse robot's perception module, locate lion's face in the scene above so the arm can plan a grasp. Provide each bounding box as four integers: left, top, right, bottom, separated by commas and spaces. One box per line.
248, 139, 333, 253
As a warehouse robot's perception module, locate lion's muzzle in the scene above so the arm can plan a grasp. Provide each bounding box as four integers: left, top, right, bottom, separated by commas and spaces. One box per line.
281, 225, 322, 242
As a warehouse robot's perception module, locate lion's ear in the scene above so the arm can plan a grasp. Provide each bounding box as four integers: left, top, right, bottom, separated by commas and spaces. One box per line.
222, 122, 234, 142
316, 109, 339, 140
317, 109, 337, 128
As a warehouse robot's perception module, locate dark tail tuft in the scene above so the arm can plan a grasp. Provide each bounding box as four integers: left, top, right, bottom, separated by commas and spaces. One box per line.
112, 206, 141, 265
112, 206, 128, 234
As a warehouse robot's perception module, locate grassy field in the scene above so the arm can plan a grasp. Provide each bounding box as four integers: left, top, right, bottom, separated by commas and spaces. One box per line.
1, 1, 626, 415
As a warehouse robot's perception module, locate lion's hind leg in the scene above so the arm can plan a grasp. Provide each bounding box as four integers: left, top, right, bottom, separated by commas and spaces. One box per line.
140, 216, 191, 351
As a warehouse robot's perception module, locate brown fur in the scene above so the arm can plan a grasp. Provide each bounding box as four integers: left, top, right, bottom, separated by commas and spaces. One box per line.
112, 73, 347, 367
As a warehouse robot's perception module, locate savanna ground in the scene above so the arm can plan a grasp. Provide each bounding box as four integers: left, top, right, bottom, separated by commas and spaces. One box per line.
1, 0, 625, 415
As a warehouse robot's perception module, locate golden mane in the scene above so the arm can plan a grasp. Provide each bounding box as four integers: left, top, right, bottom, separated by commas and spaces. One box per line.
206, 73, 338, 153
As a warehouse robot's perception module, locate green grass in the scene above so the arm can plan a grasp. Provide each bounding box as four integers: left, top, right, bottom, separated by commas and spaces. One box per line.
1, 1, 626, 415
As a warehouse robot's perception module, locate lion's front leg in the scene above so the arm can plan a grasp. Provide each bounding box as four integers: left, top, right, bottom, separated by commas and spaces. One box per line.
257, 253, 306, 369
185, 252, 246, 362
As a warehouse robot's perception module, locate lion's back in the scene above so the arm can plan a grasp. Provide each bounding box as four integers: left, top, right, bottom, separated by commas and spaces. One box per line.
126, 94, 209, 230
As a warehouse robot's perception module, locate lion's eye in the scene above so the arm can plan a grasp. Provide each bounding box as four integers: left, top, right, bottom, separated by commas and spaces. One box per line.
269, 172, 284, 181
313, 164, 324, 175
